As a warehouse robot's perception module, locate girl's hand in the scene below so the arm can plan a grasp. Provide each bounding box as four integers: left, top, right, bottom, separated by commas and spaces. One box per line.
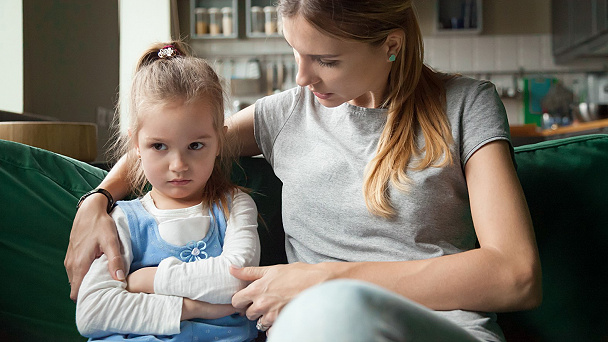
65, 193, 125, 301
181, 299, 239, 320
230, 262, 333, 328
126, 267, 157, 293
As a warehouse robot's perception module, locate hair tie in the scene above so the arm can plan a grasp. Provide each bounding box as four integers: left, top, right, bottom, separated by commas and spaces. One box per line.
158, 45, 181, 59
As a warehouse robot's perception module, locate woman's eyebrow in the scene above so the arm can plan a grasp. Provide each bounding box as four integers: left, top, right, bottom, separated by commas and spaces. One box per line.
285, 40, 340, 58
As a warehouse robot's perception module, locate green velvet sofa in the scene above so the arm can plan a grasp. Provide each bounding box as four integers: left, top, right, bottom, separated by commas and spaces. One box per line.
1, 134, 607, 341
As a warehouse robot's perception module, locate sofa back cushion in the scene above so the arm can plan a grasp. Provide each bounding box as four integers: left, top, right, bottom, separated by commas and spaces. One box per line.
503, 134, 608, 341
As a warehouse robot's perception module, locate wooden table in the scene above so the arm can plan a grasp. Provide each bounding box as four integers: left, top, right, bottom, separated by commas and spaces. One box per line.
0, 121, 97, 162
510, 118, 608, 146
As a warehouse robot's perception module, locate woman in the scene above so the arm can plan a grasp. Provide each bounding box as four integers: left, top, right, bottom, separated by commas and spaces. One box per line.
66, 1, 541, 341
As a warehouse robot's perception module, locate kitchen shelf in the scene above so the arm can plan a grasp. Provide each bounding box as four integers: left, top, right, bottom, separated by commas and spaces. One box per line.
190, 0, 238, 39
245, 0, 282, 38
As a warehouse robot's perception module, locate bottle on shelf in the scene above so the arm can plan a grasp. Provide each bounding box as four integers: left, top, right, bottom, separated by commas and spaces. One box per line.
263, 6, 278, 35
250, 6, 264, 34
208, 7, 222, 36
195, 8, 209, 35
221, 7, 233, 36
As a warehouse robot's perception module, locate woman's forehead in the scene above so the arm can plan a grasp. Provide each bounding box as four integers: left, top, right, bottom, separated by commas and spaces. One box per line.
282, 15, 366, 56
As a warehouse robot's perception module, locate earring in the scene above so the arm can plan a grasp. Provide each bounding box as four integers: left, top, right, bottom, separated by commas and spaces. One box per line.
389, 54, 396, 62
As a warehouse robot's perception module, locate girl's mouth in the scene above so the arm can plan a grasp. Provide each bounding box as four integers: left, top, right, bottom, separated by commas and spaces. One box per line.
169, 179, 191, 186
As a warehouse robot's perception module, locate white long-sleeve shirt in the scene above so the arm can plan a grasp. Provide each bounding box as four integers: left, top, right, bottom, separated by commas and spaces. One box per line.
76, 190, 260, 338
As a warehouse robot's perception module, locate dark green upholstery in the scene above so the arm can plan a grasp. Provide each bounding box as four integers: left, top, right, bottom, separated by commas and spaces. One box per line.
502, 134, 608, 341
1, 134, 607, 341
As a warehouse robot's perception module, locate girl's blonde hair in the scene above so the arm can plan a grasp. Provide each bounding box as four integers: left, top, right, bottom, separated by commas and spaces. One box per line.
278, 0, 454, 218
111, 41, 237, 215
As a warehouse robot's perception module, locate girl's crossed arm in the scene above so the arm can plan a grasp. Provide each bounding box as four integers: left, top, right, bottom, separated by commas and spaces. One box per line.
126, 189, 261, 303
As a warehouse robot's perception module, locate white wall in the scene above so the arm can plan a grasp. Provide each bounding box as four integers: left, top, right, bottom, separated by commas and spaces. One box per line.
0, 0, 23, 113
119, 0, 172, 132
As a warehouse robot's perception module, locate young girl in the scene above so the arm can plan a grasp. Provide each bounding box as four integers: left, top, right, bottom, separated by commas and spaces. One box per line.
75, 42, 260, 341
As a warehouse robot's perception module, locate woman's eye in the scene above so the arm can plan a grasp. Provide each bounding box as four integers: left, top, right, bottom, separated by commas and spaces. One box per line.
317, 59, 337, 68
189, 142, 204, 150
151, 143, 167, 151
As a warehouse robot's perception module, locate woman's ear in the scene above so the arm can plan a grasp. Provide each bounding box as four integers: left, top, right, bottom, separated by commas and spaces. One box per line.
385, 29, 404, 60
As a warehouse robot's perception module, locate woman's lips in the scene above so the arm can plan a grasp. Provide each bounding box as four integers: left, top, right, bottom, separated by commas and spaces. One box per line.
313, 92, 333, 100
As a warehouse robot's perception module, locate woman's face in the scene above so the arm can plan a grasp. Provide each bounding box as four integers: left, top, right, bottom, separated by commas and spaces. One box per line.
282, 14, 394, 109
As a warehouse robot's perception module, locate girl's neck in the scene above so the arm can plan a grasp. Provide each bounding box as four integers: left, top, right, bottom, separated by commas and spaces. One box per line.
149, 189, 203, 210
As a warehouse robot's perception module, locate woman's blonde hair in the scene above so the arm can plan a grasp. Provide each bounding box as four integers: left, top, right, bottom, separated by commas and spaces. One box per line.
111, 41, 237, 215
278, 0, 454, 218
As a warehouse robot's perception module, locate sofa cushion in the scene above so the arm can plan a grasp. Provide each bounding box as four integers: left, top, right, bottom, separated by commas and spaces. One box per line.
0, 139, 106, 341
501, 134, 608, 341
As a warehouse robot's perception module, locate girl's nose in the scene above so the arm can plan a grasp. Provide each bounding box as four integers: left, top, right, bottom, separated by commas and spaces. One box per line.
169, 152, 188, 172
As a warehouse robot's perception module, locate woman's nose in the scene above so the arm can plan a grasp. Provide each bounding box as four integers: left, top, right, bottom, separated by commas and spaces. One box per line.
295, 58, 317, 87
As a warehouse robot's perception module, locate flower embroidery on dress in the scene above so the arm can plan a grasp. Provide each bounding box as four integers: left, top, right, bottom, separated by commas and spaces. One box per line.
179, 240, 208, 262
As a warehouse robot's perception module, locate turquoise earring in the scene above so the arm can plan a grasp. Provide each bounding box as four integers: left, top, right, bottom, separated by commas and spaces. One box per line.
389, 54, 396, 62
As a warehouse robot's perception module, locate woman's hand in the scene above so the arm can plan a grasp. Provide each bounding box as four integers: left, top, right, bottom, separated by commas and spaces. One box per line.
126, 267, 157, 294
181, 299, 240, 320
65, 193, 125, 301
230, 262, 333, 328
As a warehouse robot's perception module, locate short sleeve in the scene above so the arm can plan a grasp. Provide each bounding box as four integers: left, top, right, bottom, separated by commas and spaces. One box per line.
254, 87, 303, 165
452, 80, 512, 165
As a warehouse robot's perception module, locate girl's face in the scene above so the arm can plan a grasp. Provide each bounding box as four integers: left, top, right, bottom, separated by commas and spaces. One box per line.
135, 99, 220, 209
282, 14, 394, 109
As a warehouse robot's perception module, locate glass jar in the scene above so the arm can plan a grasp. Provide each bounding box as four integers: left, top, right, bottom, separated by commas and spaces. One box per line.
208, 7, 221, 36
195, 8, 208, 35
221, 7, 233, 36
263, 6, 277, 35
250, 6, 264, 34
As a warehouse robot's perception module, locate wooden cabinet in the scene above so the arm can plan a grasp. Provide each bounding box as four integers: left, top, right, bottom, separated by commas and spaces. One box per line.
552, 0, 608, 62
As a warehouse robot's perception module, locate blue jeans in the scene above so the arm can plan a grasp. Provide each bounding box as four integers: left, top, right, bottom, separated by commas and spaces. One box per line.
267, 279, 487, 342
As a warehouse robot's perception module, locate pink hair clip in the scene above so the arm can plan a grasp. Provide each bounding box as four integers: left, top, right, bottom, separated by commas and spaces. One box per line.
158, 45, 180, 59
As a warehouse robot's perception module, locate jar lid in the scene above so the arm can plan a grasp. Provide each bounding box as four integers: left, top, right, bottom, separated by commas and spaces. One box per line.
251, 6, 262, 12
195, 7, 207, 13
221, 7, 233, 13
263, 6, 276, 12
207, 7, 219, 13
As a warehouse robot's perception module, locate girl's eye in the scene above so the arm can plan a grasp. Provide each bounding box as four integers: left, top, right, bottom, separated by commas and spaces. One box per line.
189, 142, 204, 150
317, 59, 337, 68
152, 143, 167, 151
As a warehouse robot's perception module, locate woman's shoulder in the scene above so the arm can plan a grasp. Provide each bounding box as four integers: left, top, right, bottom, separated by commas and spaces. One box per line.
257, 86, 304, 106
444, 74, 495, 94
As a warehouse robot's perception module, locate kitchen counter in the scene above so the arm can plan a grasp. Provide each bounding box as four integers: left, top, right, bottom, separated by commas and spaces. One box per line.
510, 118, 608, 146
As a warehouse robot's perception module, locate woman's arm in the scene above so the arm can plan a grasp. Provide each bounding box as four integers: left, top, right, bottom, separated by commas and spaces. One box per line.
65, 155, 131, 301
76, 207, 238, 338
131, 190, 261, 304
231, 140, 542, 324
75, 207, 181, 338
226, 104, 262, 156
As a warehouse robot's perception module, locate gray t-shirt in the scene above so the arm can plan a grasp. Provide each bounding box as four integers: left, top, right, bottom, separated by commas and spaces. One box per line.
254, 76, 510, 341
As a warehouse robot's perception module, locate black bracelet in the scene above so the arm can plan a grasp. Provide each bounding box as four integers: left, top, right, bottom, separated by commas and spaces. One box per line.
76, 188, 116, 213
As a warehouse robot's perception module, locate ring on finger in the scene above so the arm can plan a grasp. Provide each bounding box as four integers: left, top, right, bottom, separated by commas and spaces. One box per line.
256, 318, 270, 332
